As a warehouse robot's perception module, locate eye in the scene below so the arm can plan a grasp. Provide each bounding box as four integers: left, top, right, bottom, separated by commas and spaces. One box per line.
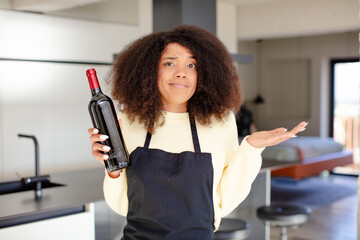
188, 63, 196, 69
164, 62, 174, 67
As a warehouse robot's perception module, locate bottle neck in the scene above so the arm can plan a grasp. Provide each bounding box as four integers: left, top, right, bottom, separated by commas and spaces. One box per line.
91, 87, 102, 95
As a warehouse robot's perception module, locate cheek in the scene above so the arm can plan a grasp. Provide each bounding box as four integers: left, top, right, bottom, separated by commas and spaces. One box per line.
157, 77, 167, 98
190, 84, 197, 97
157, 70, 165, 88
157, 68, 171, 84
191, 73, 198, 92
157, 80, 164, 97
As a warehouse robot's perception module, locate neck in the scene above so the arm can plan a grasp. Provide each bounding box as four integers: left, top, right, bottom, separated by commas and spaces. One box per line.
162, 103, 188, 113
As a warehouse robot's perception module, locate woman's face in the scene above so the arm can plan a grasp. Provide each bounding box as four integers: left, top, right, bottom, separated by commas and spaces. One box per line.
157, 43, 197, 113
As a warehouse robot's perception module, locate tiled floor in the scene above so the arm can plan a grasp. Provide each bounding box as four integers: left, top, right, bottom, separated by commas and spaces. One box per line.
270, 174, 358, 240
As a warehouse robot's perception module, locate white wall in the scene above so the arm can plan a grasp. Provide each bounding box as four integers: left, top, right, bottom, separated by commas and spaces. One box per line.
235, 0, 359, 40
0, 0, 152, 180
217, 0, 237, 53
238, 31, 359, 137
48, 0, 139, 25
237, 41, 259, 101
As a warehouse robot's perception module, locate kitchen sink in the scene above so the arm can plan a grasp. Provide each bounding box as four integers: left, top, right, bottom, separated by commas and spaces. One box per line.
0, 179, 64, 195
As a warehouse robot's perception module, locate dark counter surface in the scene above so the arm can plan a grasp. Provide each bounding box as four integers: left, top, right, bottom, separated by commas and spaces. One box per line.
0, 167, 105, 225
0, 159, 292, 226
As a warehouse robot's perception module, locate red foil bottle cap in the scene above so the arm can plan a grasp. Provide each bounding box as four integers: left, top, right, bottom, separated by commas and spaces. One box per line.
86, 68, 100, 90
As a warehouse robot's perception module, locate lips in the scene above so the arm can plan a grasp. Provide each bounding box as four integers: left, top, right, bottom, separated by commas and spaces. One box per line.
169, 83, 188, 88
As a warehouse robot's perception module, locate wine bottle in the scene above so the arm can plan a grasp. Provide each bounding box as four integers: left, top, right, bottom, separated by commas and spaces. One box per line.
86, 68, 130, 172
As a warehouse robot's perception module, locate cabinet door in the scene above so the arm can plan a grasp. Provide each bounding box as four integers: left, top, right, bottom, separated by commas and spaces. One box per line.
0, 203, 94, 240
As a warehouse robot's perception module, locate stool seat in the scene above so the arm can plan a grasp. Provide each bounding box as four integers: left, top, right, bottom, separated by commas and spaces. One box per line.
257, 203, 311, 240
214, 218, 250, 240
257, 203, 311, 227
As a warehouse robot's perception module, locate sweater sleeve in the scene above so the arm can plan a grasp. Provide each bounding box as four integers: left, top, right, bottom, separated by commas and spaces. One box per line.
102, 111, 132, 217
217, 115, 264, 217
103, 169, 129, 216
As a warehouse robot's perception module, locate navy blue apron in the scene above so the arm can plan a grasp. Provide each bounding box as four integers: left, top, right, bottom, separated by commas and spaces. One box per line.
122, 115, 215, 240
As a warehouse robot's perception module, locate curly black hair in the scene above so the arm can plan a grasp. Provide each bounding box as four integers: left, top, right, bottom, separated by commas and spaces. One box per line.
109, 25, 242, 133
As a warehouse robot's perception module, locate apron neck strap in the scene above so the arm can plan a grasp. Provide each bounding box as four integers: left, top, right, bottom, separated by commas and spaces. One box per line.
144, 131, 152, 149
143, 114, 201, 153
189, 115, 201, 153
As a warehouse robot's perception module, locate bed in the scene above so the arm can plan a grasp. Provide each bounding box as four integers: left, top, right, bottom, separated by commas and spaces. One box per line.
258, 136, 353, 179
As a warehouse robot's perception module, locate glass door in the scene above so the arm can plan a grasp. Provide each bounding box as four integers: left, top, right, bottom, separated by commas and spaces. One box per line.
331, 59, 360, 165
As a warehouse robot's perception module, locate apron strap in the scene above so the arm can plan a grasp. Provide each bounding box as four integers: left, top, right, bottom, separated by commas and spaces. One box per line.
143, 114, 201, 153
144, 131, 152, 149
189, 115, 201, 153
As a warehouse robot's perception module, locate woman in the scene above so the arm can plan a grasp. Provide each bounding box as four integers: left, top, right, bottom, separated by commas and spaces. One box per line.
89, 25, 307, 239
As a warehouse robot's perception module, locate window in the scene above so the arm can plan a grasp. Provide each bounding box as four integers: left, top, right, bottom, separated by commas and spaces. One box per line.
330, 58, 360, 164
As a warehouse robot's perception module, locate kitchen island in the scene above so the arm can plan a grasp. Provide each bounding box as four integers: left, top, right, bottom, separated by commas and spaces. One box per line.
0, 161, 294, 240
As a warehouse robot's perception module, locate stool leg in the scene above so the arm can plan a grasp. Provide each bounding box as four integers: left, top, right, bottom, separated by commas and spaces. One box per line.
280, 227, 287, 240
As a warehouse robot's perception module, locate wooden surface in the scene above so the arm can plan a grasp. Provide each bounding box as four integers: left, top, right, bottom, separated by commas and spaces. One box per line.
270, 151, 353, 179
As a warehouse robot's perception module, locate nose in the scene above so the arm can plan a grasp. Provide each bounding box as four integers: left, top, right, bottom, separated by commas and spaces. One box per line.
175, 66, 187, 78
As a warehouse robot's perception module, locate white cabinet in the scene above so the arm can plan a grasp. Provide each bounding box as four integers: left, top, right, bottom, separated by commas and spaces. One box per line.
0, 203, 95, 240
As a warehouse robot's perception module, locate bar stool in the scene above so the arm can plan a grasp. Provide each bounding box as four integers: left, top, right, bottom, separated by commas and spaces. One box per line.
214, 218, 251, 240
257, 203, 311, 240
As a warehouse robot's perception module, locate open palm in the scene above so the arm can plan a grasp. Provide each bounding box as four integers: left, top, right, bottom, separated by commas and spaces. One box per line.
246, 122, 308, 148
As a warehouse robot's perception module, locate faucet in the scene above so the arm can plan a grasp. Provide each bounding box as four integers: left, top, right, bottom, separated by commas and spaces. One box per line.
18, 134, 50, 200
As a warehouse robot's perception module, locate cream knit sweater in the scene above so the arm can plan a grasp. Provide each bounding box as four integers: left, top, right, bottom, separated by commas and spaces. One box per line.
103, 111, 264, 230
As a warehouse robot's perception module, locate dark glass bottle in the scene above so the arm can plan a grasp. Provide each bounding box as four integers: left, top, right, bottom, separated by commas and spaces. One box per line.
86, 68, 130, 172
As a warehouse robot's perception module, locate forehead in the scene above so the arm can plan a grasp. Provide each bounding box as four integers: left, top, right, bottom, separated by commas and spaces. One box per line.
161, 43, 195, 57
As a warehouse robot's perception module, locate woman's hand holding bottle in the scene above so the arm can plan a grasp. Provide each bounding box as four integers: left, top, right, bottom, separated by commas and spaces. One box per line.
88, 127, 122, 178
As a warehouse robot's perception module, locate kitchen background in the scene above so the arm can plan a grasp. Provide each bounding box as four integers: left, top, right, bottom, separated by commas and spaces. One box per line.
0, 0, 358, 180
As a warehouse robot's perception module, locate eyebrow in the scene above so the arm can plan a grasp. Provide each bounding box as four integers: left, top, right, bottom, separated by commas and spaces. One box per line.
160, 56, 196, 60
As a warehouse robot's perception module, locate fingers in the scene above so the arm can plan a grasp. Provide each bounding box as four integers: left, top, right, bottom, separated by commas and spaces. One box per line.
247, 129, 292, 148
248, 122, 309, 148
270, 125, 303, 145
270, 131, 295, 145
88, 128, 99, 135
87, 128, 123, 178
90, 132, 109, 144
271, 127, 294, 141
88, 127, 111, 162
91, 142, 111, 161
289, 121, 308, 136
276, 122, 308, 144
271, 127, 288, 134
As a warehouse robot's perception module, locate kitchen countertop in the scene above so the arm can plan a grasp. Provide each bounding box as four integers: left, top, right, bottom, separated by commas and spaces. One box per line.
0, 167, 106, 227
0, 159, 292, 228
